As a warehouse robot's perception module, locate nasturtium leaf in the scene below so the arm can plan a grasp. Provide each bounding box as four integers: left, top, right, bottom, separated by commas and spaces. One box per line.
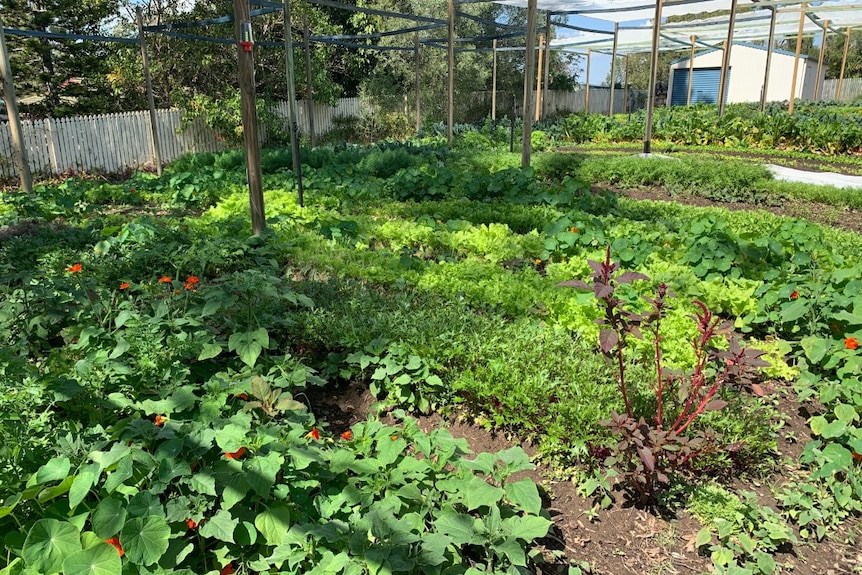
433, 510, 478, 545
255, 505, 292, 546
199, 510, 238, 544
820, 420, 849, 440
22, 519, 82, 574
92, 498, 127, 539
62, 542, 121, 575
126, 492, 164, 518
36, 457, 71, 485
809, 415, 828, 436
80, 532, 102, 549
464, 476, 504, 511
69, 464, 101, 511
504, 479, 543, 516
121, 516, 171, 566
821, 443, 853, 467
158, 539, 193, 570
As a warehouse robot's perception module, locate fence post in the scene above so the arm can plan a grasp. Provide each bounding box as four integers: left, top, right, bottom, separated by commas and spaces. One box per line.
136, 8, 163, 175
0, 18, 33, 193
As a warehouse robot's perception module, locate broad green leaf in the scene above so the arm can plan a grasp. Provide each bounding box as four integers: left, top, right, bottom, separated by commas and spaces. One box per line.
22, 519, 82, 574
187, 472, 217, 496
255, 505, 292, 546
834, 404, 858, 424
695, 528, 712, 547
820, 421, 849, 440
109, 338, 130, 359
80, 533, 102, 549
0, 494, 21, 520
69, 465, 100, 511
0, 557, 23, 575
127, 492, 164, 518
233, 522, 257, 546
493, 539, 526, 567
377, 436, 407, 466
418, 533, 451, 566
38, 476, 75, 503
121, 516, 171, 566
504, 479, 542, 516
199, 510, 237, 544
245, 453, 283, 497
809, 415, 828, 436
197, 343, 222, 361
36, 457, 71, 485
214, 424, 247, 452
158, 539, 193, 570
822, 443, 853, 467
433, 510, 477, 545
779, 299, 809, 323
62, 543, 122, 575
504, 515, 551, 541
104, 456, 133, 493
92, 498, 127, 539
800, 336, 829, 365
464, 476, 504, 511
756, 552, 775, 574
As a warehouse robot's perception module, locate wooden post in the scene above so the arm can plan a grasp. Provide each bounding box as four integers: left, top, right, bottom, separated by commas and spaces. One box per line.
815, 20, 828, 100
838, 27, 851, 99
717, 0, 738, 116
415, 30, 421, 131
609, 23, 619, 115
687, 35, 696, 106
584, 48, 591, 113
760, 6, 777, 111
644, 0, 665, 154
0, 17, 33, 193
447, 0, 454, 146
491, 39, 497, 120
521, 0, 537, 168
234, 0, 265, 235
535, 34, 544, 121
543, 13, 552, 118
789, 3, 806, 115
303, 14, 315, 147
283, 0, 303, 207
136, 8, 163, 175
623, 54, 629, 113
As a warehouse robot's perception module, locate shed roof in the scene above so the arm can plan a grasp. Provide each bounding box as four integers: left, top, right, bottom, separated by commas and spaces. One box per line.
669, 40, 806, 64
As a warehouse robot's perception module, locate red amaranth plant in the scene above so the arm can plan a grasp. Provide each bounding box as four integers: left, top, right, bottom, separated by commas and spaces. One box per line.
559, 248, 769, 502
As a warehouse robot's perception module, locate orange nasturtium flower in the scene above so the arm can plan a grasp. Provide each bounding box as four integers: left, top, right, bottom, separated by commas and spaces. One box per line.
119, 282, 131, 290
790, 290, 799, 300
106, 536, 124, 557
184, 277, 199, 291
158, 276, 172, 283
308, 428, 321, 440
220, 564, 235, 575
846, 337, 860, 350
186, 518, 198, 530
66, 263, 83, 273
154, 415, 166, 426
225, 447, 247, 460
341, 430, 353, 441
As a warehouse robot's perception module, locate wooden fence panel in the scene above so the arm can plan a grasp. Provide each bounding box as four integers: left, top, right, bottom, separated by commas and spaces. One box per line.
821, 78, 862, 101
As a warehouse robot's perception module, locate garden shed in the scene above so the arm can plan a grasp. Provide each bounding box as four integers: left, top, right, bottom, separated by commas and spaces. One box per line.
668, 42, 821, 106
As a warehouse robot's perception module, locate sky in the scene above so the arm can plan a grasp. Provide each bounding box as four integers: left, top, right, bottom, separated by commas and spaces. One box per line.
560, 15, 649, 86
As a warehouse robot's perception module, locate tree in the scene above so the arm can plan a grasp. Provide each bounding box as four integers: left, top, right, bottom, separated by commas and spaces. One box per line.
1, 0, 122, 117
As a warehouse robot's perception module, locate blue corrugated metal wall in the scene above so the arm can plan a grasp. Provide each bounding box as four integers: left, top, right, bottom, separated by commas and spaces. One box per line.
670, 67, 731, 106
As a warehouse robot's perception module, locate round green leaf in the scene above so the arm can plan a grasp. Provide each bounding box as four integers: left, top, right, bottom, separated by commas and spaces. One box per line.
62, 543, 122, 575
22, 519, 82, 574
121, 516, 170, 566
92, 498, 127, 539
254, 505, 291, 546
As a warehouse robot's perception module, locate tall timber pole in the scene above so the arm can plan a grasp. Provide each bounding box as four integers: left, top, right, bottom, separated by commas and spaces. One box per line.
521, 0, 537, 167
643, 0, 665, 154
0, 17, 32, 193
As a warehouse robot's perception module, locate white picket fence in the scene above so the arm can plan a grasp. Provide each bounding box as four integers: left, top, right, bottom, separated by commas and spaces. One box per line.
0, 98, 361, 178
821, 78, 862, 101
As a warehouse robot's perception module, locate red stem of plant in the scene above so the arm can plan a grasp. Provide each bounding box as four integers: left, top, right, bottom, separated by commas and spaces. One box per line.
654, 330, 664, 431
617, 344, 633, 418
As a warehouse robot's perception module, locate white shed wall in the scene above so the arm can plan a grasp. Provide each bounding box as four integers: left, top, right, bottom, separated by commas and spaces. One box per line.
669, 43, 821, 104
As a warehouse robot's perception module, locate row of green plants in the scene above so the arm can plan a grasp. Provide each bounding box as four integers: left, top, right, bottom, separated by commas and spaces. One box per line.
2, 140, 861, 574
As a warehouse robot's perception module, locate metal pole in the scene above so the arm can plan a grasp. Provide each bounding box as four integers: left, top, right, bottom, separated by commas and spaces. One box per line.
234, 0, 265, 235
623, 54, 629, 113
788, 3, 806, 115
643, 0, 665, 154
584, 48, 591, 113
1, 16, 33, 193
535, 34, 544, 121
760, 6, 777, 111
543, 13, 552, 118
687, 35, 696, 106
447, 0, 455, 146
415, 30, 421, 131
491, 39, 497, 120
609, 23, 619, 115
136, 8, 162, 176
303, 14, 315, 147
815, 20, 828, 100
283, 0, 302, 207
717, 0, 738, 116
838, 27, 851, 99
521, 0, 538, 168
